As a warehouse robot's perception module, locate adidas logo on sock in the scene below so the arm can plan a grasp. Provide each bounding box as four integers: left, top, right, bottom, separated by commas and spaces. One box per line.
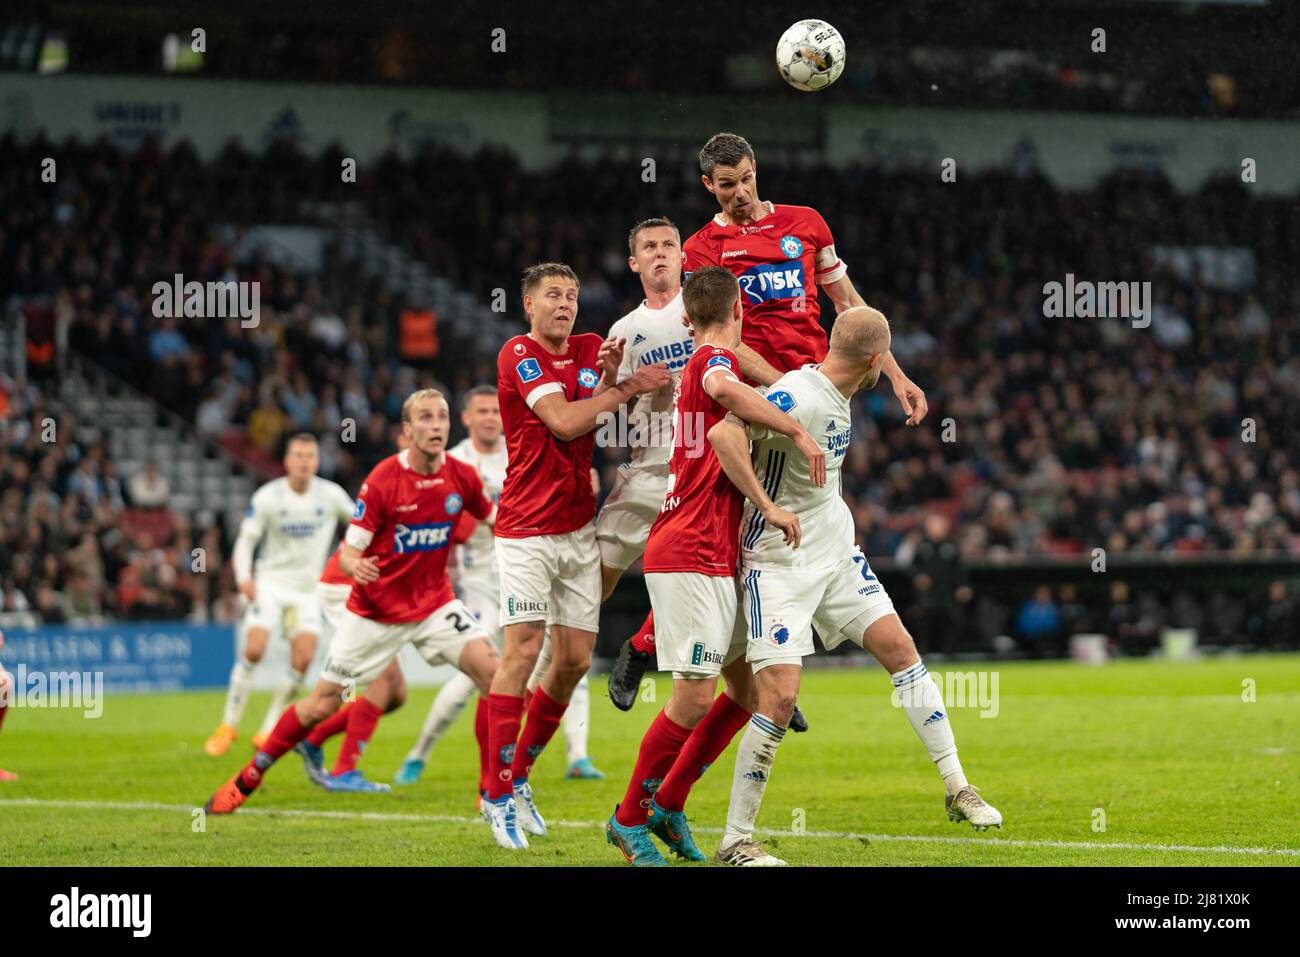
923, 710, 946, 726
743, 769, 767, 783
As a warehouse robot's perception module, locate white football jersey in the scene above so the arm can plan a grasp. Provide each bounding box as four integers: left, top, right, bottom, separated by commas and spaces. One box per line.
608, 290, 695, 470
448, 436, 507, 587
739, 365, 855, 570
233, 476, 355, 593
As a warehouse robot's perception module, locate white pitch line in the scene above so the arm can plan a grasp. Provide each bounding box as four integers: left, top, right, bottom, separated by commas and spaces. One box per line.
3, 798, 1297, 858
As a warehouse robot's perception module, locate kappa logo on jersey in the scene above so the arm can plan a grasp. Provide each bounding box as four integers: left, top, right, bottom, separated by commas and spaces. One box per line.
766, 390, 797, 413
352, 499, 366, 520
444, 493, 462, 515
706, 354, 733, 371
737, 262, 806, 305
770, 623, 791, 645
514, 342, 527, 355
779, 235, 804, 259
516, 358, 543, 383
578, 367, 599, 388
392, 521, 453, 553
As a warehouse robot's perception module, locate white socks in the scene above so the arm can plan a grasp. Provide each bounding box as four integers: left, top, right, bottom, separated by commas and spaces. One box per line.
892, 660, 967, 795
408, 670, 476, 762
259, 668, 306, 734
221, 658, 256, 728
563, 675, 590, 764
722, 713, 786, 848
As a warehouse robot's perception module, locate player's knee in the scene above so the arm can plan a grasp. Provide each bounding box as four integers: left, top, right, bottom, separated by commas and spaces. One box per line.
766, 692, 798, 727
386, 681, 407, 713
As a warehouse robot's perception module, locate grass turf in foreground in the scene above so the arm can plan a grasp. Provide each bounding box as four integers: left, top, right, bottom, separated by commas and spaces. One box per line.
1, 654, 1297, 866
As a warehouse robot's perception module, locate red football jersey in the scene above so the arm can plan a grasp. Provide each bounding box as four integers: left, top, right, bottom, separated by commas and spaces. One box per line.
319, 548, 350, 586
495, 333, 603, 538
642, 344, 745, 576
344, 450, 493, 623
683, 203, 846, 375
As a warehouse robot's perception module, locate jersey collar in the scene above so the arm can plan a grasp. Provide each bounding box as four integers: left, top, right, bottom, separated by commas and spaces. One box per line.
714, 200, 775, 228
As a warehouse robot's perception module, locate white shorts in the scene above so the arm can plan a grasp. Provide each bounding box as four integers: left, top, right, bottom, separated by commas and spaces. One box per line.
244, 582, 322, 640
645, 571, 746, 679
320, 599, 489, 688
496, 523, 601, 632
595, 465, 668, 570
316, 581, 352, 632
741, 547, 897, 672
457, 574, 502, 648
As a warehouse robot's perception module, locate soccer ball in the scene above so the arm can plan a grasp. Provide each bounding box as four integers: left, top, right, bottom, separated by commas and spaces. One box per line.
776, 19, 845, 92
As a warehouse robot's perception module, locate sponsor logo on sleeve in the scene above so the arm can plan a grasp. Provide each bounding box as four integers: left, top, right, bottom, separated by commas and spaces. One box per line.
352, 499, 366, 520
765, 390, 797, 413
706, 354, 733, 370
516, 358, 543, 383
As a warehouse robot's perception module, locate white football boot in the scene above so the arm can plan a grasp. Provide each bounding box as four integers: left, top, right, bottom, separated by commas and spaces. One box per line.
946, 785, 1003, 830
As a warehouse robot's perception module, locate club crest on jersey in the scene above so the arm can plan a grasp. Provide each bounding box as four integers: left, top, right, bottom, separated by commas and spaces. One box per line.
578, 367, 599, 389
352, 499, 366, 520
770, 623, 791, 646
444, 493, 462, 515
765, 390, 797, 413
392, 521, 452, 553
737, 262, 806, 305
516, 358, 543, 383
779, 235, 804, 259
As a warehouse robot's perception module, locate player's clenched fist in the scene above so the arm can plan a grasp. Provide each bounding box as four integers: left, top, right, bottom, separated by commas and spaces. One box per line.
762, 504, 802, 549
791, 428, 827, 488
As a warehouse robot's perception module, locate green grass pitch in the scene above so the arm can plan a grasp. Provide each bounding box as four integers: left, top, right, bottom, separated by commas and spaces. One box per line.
2, 655, 1297, 866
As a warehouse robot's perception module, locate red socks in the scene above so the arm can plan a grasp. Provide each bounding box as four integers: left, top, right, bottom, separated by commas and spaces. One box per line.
653, 693, 751, 812
485, 693, 525, 799
629, 610, 656, 655
615, 709, 691, 827
239, 705, 308, 792
0, 701, 7, 734
333, 698, 383, 776
307, 701, 353, 747
474, 697, 490, 794
510, 686, 567, 783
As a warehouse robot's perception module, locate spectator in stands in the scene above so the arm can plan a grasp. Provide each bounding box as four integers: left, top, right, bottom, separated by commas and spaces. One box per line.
1247, 580, 1295, 650
1015, 585, 1063, 658
127, 461, 170, 509
899, 513, 972, 656
247, 389, 289, 454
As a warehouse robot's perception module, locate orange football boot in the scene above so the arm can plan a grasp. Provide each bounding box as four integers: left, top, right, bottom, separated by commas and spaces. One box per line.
204, 723, 238, 756
203, 773, 251, 814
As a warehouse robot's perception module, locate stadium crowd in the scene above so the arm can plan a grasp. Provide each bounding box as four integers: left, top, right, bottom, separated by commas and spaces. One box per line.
1, 133, 1297, 650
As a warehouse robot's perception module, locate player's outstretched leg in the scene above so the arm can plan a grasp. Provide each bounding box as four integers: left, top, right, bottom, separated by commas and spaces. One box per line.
715, 664, 800, 866
323, 660, 405, 793
203, 679, 344, 814
253, 665, 306, 751
200, 624, 263, 759
396, 670, 476, 785
607, 611, 655, 711
862, 614, 1002, 830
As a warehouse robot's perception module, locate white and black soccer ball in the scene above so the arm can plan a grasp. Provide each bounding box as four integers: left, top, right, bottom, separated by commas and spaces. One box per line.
775, 19, 845, 92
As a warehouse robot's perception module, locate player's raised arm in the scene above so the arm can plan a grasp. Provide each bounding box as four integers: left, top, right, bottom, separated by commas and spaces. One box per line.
703, 368, 826, 488
531, 362, 669, 442
708, 414, 801, 548
822, 276, 927, 426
